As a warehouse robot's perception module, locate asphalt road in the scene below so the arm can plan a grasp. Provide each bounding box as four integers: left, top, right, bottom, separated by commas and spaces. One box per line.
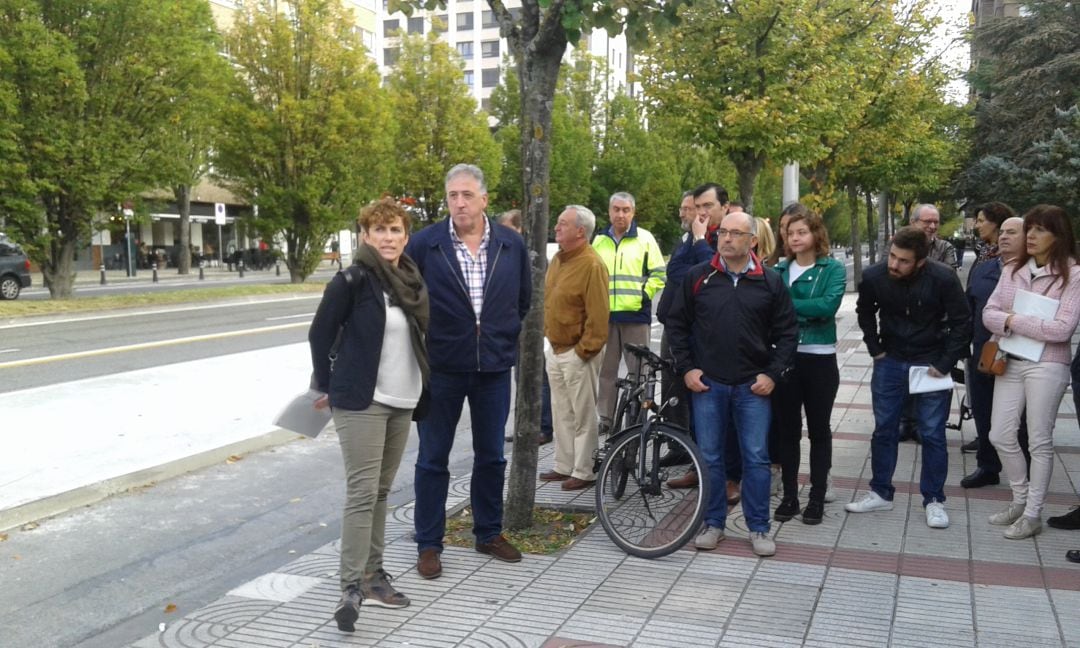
0, 288, 484, 647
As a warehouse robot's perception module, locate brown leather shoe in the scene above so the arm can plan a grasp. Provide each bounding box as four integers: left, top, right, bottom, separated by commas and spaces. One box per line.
539, 469, 570, 481
416, 548, 442, 579
726, 480, 741, 506
476, 534, 522, 562
561, 476, 595, 491
668, 469, 699, 489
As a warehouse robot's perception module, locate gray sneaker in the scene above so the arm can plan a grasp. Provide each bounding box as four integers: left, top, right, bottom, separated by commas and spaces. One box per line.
334, 585, 362, 632
694, 525, 725, 550
361, 569, 410, 608
1003, 515, 1043, 540
989, 503, 1026, 526
750, 531, 776, 557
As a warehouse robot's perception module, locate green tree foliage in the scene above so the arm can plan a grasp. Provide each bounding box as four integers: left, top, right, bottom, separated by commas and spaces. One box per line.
0, 0, 223, 298
215, 0, 394, 282
385, 32, 500, 221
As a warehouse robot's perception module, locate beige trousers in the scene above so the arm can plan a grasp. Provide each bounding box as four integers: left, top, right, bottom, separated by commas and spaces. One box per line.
546, 346, 604, 480
988, 359, 1069, 519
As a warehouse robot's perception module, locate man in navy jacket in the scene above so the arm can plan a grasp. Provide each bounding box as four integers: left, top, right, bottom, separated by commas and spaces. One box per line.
406, 164, 531, 580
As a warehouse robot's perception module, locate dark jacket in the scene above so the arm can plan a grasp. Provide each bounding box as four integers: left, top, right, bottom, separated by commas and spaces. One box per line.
856, 259, 971, 374
308, 267, 387, 411
405, 217, 531, 373
667, 253, 798, 386
968, 257, 1003, 351
658, 234, 714, 324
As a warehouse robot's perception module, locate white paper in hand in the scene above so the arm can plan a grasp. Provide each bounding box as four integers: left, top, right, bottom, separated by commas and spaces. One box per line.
908, 366, 954, 394
998, 289, 1060, 361
274, 389, 332, 438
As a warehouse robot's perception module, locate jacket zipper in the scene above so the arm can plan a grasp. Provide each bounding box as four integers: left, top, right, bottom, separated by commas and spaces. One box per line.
478, 244, 503, 370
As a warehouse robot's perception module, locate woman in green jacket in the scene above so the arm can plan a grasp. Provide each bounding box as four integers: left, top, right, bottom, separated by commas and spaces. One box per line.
772, 204, 847, 524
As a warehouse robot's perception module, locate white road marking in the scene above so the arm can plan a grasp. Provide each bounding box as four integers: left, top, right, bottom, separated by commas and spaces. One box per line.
265, 313, 315, 321
0, 348, 19, 354
0, 294, 321, 331
0, 322, 309, 369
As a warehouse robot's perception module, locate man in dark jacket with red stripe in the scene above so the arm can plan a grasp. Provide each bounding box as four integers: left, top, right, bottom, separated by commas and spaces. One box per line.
666, 211, 798, 557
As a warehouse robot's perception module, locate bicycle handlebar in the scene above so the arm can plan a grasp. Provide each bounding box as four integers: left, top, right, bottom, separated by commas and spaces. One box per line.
623, 343, 673, 373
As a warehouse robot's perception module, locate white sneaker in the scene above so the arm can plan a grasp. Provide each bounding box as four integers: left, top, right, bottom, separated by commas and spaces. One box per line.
694, 526, 725, 550
844, 491, 894, 513
925, 500, 949, 529
750, 531, 776, 557
770, 464, 781, 496
989, 503, 1026, 526
1003, 515, 1042, 540
824, 473, 836, 503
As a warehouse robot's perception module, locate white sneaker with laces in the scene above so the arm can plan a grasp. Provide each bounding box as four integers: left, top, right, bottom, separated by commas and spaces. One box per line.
989, 503, 1026, 526
1003, 515, 1042, 540
925, 500, 949, 529
694, 526, 725, 550
824, 473, 836, 503
750, 531, 776, 557
844, 490, 894, 513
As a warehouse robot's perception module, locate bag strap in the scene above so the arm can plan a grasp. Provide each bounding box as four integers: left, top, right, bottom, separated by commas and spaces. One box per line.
329, 265, 367, 363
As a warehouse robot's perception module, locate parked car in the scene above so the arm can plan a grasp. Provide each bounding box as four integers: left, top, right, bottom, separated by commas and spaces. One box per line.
0, 238, 32, 299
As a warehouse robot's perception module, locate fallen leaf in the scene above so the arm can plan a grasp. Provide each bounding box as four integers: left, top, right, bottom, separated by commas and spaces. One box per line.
20, 522, 38, 531
164, 603, 177, 613
289, 497, 302, 503
225, 455, 243, 464
0, 533, 7, 541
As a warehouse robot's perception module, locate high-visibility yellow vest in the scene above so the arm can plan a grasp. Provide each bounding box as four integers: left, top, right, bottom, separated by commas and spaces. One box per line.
592, 222, 666, 323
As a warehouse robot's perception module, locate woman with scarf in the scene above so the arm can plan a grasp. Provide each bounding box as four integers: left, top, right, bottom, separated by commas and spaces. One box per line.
308, 198, 429, 633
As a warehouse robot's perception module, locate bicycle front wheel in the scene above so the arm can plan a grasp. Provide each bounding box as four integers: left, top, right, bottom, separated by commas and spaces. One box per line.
595, 424, 707, 559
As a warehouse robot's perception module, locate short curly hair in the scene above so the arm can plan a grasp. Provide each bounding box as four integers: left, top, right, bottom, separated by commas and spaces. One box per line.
359, 198, 412, 233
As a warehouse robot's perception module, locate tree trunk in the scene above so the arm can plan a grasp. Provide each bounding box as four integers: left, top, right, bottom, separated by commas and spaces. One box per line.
865, 191, 876, 265
731, 149, 765, 215
175, 184, 192, 274
42, 238, 78, 299
848, 183, 862, 286
503, 44, 565, 532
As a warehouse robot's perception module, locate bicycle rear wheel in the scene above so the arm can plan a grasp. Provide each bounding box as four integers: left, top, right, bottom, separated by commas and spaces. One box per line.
595, 423, 707, 559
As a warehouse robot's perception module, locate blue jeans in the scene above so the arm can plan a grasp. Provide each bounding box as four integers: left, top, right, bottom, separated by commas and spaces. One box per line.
414, 369, 511, 552
692, 376, 772, 533
869, 356, 950, 505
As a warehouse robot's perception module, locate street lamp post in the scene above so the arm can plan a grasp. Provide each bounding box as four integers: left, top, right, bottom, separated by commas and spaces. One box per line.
123, 207, 135, 277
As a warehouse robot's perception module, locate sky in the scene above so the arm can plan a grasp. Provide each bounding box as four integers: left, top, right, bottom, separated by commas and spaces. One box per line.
935, 0, 975, 103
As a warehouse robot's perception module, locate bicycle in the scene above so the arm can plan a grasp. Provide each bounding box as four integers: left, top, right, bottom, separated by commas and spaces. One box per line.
593, 343, 707, 559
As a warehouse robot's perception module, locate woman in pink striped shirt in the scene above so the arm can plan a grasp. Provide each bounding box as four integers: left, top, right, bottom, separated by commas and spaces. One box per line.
983, 205, 1080, 540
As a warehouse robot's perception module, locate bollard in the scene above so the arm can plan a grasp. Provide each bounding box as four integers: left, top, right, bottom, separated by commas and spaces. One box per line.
100, 264, 107, 286
199, 260, 205, 280
275, 260, 281, 277
238, 259, 245, 278
152, 262, 158, 283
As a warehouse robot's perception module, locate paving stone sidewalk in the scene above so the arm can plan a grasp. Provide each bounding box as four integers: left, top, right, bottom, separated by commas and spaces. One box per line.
131, 295, 1080, 648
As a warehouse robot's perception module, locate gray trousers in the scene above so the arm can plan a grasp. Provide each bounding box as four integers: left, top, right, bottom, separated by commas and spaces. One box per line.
333, 402, 412, 589
597, 322, 650, 425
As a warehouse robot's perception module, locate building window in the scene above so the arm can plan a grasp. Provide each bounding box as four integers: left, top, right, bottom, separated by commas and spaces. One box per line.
433, 14, 448, 33
481, 67, 499, 88
384, 47, 399, 66
408, 16, 423, 34
464, 70, 474, 88
457, 12, 473, 31
383, 19, 399, 36
456, 41, 473, 58
481, 40, 499, 58
481, 97, 492, 111
482, 10, 498, 28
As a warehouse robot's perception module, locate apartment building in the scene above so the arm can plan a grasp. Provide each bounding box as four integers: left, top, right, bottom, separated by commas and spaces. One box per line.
377, 1, 629, 112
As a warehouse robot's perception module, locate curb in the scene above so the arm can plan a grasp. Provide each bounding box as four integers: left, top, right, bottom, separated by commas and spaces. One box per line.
0, 428, 302, 533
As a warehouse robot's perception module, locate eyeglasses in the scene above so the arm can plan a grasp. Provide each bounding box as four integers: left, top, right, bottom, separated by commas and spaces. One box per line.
716, 228, 752, 239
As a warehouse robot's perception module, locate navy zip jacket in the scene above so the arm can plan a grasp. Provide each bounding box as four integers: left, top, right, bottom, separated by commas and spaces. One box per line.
666, 252, 798, 386
856, 259, 971, 374
657, 233, 714, 324
405, 217, 531, 373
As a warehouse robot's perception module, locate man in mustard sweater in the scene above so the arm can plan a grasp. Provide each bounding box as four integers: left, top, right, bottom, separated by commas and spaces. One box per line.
541, 205, 611, 490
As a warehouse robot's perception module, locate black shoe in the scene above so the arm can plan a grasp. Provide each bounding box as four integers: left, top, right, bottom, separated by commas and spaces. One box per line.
774, 497, 801, 522
960, 468, 1000, 489
334, 585, 362, 632
1067, 549, 1080, 563
960, 439, 979, 454
898, 425, 921, 443
1048, 506, 1080, 530
802, 499, 824, 525
658, 447, 691, 467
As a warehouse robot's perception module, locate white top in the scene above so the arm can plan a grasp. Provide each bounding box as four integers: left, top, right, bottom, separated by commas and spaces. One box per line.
373, 293, 423, 409
789, 260, 835, 355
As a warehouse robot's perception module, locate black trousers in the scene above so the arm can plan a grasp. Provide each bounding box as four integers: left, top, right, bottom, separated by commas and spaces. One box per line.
774, 353, 839, 502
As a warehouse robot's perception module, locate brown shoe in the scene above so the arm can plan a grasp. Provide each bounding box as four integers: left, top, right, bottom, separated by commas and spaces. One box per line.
416, 548, 442, 579
561, 476, 595, 491
727, 480, 741, 506
539, 469, 570, 481
668, 469, 699, 489
476, 534, 522, 562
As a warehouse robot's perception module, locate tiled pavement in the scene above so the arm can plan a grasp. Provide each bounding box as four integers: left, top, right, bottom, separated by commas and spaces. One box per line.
131, 295, 1080, 647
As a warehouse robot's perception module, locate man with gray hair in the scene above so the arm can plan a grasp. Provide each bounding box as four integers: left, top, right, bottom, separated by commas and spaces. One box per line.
910, 204, 958, 269
592, 191, 667, 435
540, 205, 610, 489
406, 163, 532, 578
